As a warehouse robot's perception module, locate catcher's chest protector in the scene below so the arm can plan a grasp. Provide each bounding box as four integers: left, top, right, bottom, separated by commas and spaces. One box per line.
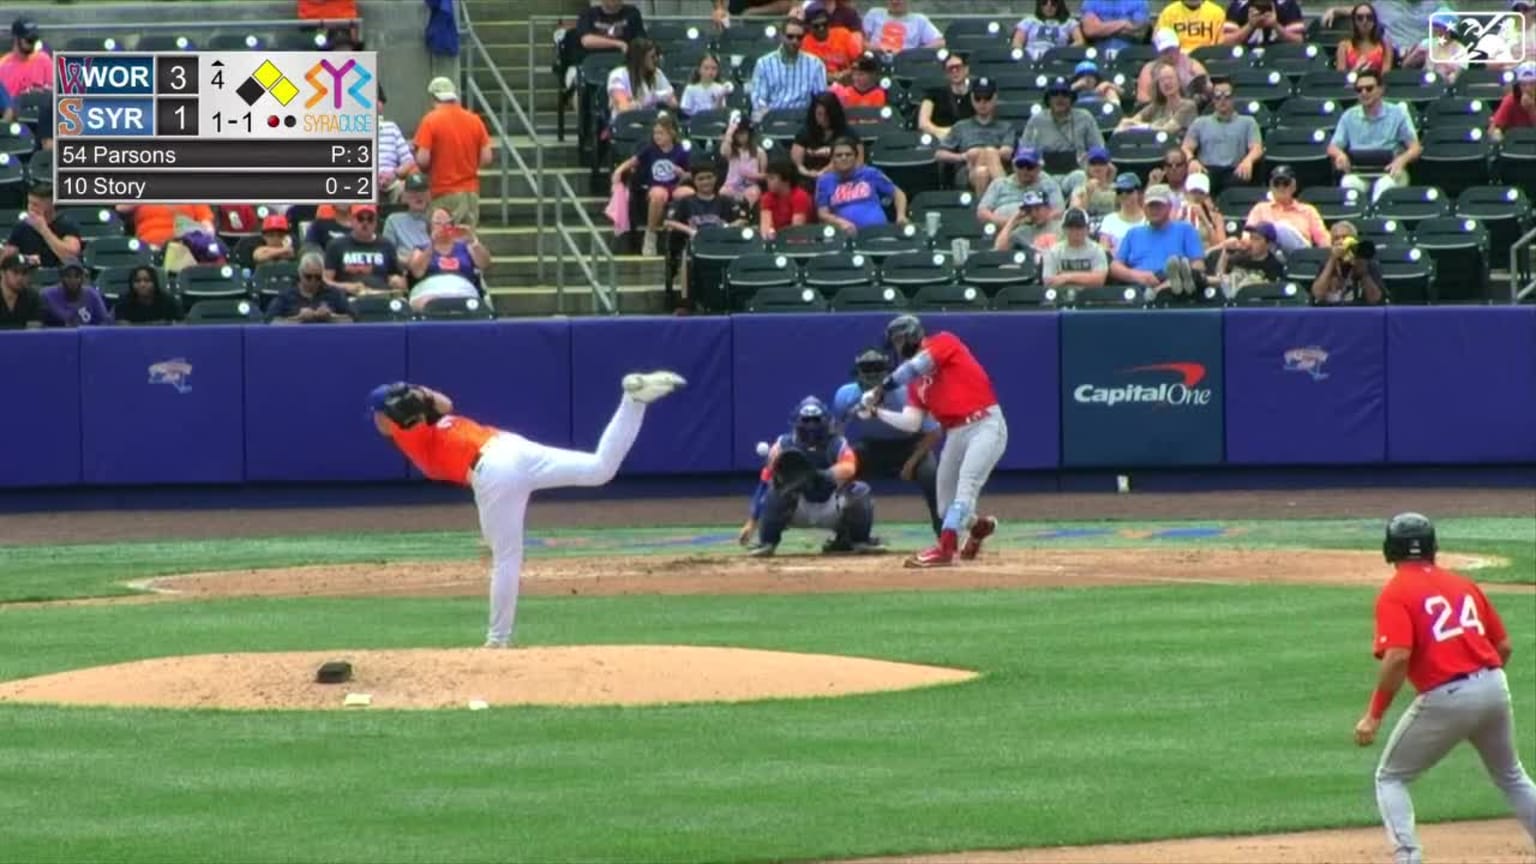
774, 434, 848, 503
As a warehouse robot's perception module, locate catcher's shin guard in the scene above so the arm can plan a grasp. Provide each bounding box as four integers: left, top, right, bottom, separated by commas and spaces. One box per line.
837, 481, 875, 544
755, 485, 799, 546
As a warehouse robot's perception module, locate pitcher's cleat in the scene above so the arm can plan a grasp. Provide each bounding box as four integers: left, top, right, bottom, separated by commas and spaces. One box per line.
959, 516, 997, 561
623, 371, 688, 404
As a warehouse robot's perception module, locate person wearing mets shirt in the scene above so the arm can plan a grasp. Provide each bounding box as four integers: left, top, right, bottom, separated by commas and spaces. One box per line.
1356, 512, 1536, 864
857, 314, 1007, 568
368, 371, 686, 648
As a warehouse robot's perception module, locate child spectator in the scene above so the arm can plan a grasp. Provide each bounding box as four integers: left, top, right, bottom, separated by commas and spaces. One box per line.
1041, 208, 1109, 288
830, 53, 889, 107
612, 115, 694, 256
760, 161, 814, 238
1213, 220, 1286, 295
665, 158, 746, 308
680, 54, 730, 116
719, 115, 767, 207
253, 214, 298, 265
1490, 62, 1536, 141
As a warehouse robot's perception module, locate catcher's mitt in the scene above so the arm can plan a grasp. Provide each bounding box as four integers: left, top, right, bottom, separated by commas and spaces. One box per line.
772, 449, 824, 496
379, 383, 431, 429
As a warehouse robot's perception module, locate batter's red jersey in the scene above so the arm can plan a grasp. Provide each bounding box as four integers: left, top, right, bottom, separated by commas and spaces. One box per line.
388, 415, 500, 485
1373, 562, 1506, 693
906, 331, 999, 429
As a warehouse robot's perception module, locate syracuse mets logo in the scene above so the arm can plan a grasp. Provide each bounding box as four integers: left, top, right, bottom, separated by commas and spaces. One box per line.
1282, 346, 1330, 381
148, 358, 194, 394
239, 58, 375, 110
304, 58, 374, 110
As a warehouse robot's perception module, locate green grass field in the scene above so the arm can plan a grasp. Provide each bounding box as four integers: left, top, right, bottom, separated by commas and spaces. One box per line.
0, 517, 1532, 863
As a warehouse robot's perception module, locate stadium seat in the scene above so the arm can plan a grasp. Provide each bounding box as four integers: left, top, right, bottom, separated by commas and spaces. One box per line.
911, 190, 978, 226
33, 266, 58, 288
646, 20, 710, 48
746, 285, 828, 313
772, 224, 847, 261
1216, 185, 1270, 221
803, 253, 879, 294
0, 153, 25, 210
846, 105, 899, 127
270, 29, 330, 51
910, 282, 989, 311
1455, 186, 1532, 260
718, 24, 779, 66
1230, 280, 1309, 305
988, 281, 1062, 310
63, 36, 124, 52
852, 223, 928, 260
725, 253, 799, 300
933, 214, 999, 250
1108, 128, 1174, 178
1301, 185, 1367, 224
689, 225, 765, 311
1295, 70, 1357, 104
1085, 100, 1125, 133
878, 251, 957, 292
417, 296, 495, 320
1283, 246, 1333, 284
184, 297, 260, 324
350, 295, 413, 323
60, 207, 125, 240
94, 267, 141, 303
869, 133, 942, 197
1200, 58, 1258, 84
1451, 67, 1514, 101
0, 122, 34, 159
1041, 45, 1099, 66
1190, 44, 1251, 66
682, 109, 732, 146
253, 261, 300, 304
1263, 126, 1333, 188
829, 283, 906, 311
1372, 186, 1451, 229
1412, 216, 1490, 303
206, 33, 267, 51
1251, 43, 1329, 79
1354, 216, 1410, 245
83, 236, 152, 271
1275, 96, 1343, 130
1423, 96, 1491, 130
24, 148, 50, 187
1383, 70, 1447, 111
176, 264, 249, 303
1375, 245, 1435, 304
961, 249, 1038, 292
1495, 128, 1536, 190
970, 47, 1030, 74
1413, 127, 1491, 197
135, 34, 197, 51
1228, 99, 1275, 130
1068, 284, 1145, 308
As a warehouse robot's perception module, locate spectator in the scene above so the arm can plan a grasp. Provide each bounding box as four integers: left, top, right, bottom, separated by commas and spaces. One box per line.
612, 114, 693, 256
750, 17, 828, 122
681, 54, 730, 115
407, 207, 491, 295
978, 147, 1067, 227
1012, 0, 1086, 60
1020, 77, 1105, 189
3, 186, 81, 268
1156, 0, 1227, 51
0, 18, 50, 98
1071, 61, 1126, 104
793, 92, 856, 178
376, 86, 417, 202
1336, 3, 1393, 73
1120, 64, 1199, 134
803, 6, 864, 81
1069, 147, 1120, 216
938, 78, 1018, 197
1244, 164, 1330, 251
1080, 0, 1153, 54
112, 265, 182, 325
720, 116, 767, 207
609, 38, 676, 115
323, 204, 407, 295
297, 0, 362, 51
716, 0, 796, 24
862, 0, 944, 54
1042, 208, 1110, 288
40, 258, 111, 328
575, 0, 645, 55
384, 174, 433, 258
305, 203, 355, 250
830, 53, 889, 107
1097, 171, 1147, 254
815, 135, 907, 233
1327, 68, 1421, 201
1311, 220, 1386, 304
1146, 147, 1193, 216
918, 52, 975, 139
1221, 0, 1304, 45
665, 158, 746, 307
1182, 172, 1227, 248
1323, 0, 1437, 54
800, 0, 863, 32
1213, 220, 1286, 293
996, 190, 1063, 253
1184, 77, 1263, 185
252, 215, 297, 266
1109, 183, 1205, 296
119, 203, 215, 250
415, 77, 493, 230
271, 251, 354, 323
760, 161, 815, 237
0, 253, 40, 328
1136, 29, 1209, 104
1490, 62, 1536, 141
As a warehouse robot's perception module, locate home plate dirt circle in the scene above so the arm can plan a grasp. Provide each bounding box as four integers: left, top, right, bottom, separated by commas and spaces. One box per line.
0, 646, 977, 711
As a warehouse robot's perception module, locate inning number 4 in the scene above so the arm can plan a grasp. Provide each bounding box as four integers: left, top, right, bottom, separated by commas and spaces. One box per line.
1425, 594, 1486, 642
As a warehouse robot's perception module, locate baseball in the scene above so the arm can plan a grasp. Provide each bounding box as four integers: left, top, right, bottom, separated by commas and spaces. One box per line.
756, 441, 770, 458
1116, 475, 1131, 494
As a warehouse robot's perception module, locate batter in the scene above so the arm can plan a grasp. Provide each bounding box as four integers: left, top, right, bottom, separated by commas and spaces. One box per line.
369, 371, 686, 647
859, 315, 1006, 568
1356, 513, 1536, 864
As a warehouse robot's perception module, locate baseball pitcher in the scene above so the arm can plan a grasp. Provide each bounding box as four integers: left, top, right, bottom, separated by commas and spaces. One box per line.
831, 347, 943, 537
858, 315, 1006, 568
369, 371, 686, 647
1356, 513, 1536, 864
740, 396, 881, 557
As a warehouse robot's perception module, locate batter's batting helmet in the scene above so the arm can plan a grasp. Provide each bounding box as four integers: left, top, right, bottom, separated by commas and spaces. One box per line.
853, 347, 890, 391
793, 396, 830, 447
885, 315, 924, 359
1384, 512, 1438, 563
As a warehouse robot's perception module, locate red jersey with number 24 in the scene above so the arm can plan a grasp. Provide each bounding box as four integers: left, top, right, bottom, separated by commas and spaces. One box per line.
1373, 562, 1506, 694
906, 331, 999, 429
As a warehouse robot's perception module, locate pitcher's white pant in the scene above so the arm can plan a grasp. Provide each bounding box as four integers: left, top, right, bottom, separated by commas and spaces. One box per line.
469, 395, 647, 644
937, 407, 1008, 534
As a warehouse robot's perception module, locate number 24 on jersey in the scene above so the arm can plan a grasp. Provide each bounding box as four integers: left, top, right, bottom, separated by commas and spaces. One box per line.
1425, 594, 1486, 643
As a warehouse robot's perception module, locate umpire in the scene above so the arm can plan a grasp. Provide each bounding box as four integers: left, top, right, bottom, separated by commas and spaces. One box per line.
831, 347, 943, 537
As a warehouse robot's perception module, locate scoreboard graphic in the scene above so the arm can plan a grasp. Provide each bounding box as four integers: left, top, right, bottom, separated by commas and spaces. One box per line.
53, 51, 379, 205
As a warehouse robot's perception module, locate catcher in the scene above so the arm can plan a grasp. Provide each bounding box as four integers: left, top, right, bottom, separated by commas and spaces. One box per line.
738, 396, 881, 557
368, 371, 686, 647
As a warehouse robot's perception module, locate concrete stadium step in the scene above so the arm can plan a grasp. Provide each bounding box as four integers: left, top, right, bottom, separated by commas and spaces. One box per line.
478, 225, 620, 258
478, 166, 603, 197
479, 195, 605, 226
489, 284, 671, 317
483, 252, 664, 288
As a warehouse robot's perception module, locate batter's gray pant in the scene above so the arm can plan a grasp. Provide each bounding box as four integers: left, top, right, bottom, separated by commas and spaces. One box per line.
1376, 667, 1536, 864
937, 408, 1008, 534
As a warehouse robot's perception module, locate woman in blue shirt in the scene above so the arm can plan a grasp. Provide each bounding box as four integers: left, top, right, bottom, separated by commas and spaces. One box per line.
814, 136, 909, 234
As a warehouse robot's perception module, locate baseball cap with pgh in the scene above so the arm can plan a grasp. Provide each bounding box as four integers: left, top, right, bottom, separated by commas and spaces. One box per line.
1153, 28, 1180, 52
1144, 183, 1174, 205
427, 77, 459, 101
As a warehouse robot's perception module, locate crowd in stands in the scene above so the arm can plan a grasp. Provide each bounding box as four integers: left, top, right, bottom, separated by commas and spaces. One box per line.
568, 0, 1536, 311
0, 3, 502, 329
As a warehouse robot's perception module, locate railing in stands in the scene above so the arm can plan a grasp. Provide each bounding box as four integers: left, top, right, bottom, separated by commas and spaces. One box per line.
1515, 228, 1536, 303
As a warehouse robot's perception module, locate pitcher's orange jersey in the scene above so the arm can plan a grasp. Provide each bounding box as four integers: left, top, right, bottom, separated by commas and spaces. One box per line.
388, 415, 500, 485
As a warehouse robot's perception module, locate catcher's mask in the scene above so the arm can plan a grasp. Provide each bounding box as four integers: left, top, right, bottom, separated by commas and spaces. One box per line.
885, 314, 925, 359
1383, 512, 1437, 564
793, 396, 830, 447
853, 346, 890, 391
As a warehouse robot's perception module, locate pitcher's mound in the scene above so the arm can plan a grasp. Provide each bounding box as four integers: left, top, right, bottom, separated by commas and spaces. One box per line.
0, 646, 977, 711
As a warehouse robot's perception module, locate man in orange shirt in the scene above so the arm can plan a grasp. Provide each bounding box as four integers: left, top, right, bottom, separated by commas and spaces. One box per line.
802, 6, 863, 82
415, 77, 493, 230
370, 370, 686, 647
1356, 513, 1536, 864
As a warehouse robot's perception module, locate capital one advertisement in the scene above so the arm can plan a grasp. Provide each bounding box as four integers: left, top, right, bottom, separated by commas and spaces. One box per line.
1060, 311, 1225, 467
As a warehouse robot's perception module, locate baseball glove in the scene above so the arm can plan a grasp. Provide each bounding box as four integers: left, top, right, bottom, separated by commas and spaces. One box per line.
772, 449, 824, 496
380, 384, 431, 429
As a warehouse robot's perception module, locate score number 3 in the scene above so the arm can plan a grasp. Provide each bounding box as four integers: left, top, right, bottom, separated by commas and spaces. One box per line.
1424, 594, 1486, 642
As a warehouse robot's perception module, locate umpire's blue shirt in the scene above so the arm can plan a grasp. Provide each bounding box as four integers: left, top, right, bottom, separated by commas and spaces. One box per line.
832, 382, 940, 442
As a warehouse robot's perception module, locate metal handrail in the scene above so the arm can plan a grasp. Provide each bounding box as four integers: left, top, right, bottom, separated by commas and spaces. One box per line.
1513, 226, 1536, 303
552, 173, 618, 314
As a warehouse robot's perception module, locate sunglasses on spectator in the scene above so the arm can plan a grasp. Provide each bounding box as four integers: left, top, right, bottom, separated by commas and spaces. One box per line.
1212, 91, 1233, 99
1270, 177, 1294, 186
945, 63, 966, 72
1355, 84, 1377, 93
